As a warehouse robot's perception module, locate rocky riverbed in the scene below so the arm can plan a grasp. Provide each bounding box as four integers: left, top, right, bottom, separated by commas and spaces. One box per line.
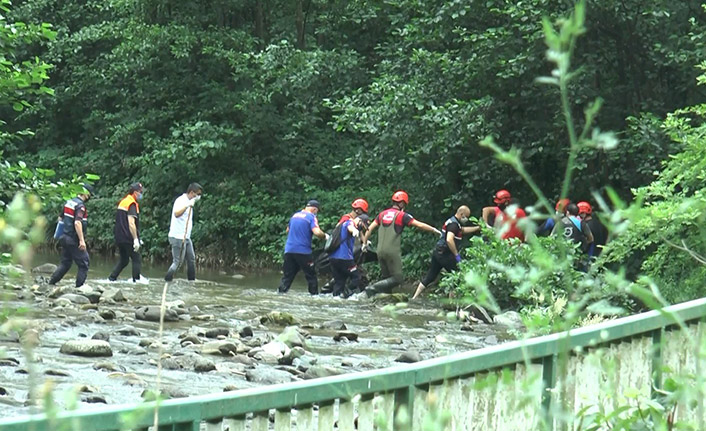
0, 262, 523, 419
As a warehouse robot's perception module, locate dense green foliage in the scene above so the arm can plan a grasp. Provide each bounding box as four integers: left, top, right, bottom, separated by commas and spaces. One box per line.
1, 0, 702, 267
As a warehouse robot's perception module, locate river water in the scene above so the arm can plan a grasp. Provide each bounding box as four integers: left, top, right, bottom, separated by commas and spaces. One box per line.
0, 252, 505, 419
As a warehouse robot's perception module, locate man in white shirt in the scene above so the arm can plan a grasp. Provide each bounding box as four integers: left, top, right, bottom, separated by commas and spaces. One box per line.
164, 183, 203, 282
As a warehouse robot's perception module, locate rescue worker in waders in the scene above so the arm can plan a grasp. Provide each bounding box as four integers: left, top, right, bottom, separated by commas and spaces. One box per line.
49, 184, 96, 287
481, 190, 526, 241
577, 201, 608, 259
321, 199, 370, 296
326, 199, 370, 297
536, 198, 570, 237
362, 191, 441, 297
412, 205, 480, 299
277, 200, 328, 295
108, 182, 144, 282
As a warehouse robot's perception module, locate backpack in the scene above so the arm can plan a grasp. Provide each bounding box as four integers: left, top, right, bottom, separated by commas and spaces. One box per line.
324, 222, 345, 253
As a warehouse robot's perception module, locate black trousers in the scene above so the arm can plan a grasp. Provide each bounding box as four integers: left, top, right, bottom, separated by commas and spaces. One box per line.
421, 250, 458, 287
278, 253, 318, 294
49, 235, 90, 287
109, 242, 142, 282
330, 258, 360, 297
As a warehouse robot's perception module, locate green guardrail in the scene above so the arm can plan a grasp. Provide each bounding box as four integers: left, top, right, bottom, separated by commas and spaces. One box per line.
2, 298, 706, 431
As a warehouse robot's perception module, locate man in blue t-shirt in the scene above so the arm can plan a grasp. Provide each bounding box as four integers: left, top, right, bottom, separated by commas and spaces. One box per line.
277, 200, 328, 294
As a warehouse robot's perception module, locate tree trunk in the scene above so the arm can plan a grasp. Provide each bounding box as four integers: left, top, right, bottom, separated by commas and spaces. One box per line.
296, 0, 305, 49
255, 0, 265, 47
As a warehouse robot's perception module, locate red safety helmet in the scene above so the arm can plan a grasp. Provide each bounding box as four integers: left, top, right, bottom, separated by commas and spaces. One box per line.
577, 201, 592, 215
391, 190, 409, 204
493, 189, 511, 205
555, 198, 570, 212
351, 198, 369, 213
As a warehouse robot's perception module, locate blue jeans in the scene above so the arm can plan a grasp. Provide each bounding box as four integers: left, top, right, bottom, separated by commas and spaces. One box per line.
165, 237, 195, 281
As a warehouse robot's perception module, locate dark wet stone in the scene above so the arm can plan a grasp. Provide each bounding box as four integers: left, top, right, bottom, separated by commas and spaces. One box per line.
58, 293, 90, 305
205, 328, 230, 338
461, 322, 473, 331
135, 306, 179, 322
333, 331, 359, 342
238, 326, 254, 338
138, 338, 157, 347
303, 365, 343, 380
371, 293, 408, 305
92, 332, 110, 342
100, 289, 126, 303
223, 385, 239, 392
32, 263, 57, 274
82, 395, 107, 404
0, 358, 20, 367
15, 368, 28, 374
259, 311, 300, 327
99, 309, 116, 320
320, 320, 347, 330
142, 388, 188, 401
194, 358, 216, 372
181, 335, 202, 346
382, 337, 403, 345
230, 354, 257, 366
395, 351, 422, 363
60, 340, 113, 357
45, 369, 71, 377
0, 386, 8, 396
245, 367, 295, 385
115, 326, 140, 336
93, 362, 126, 372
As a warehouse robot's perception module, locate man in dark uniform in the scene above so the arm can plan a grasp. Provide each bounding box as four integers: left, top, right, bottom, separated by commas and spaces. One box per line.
412, 205, 480, 299
49, 184, 96, 287
108, 182, 144, 282
362, 191, 440, 297
578, 201, 608, 258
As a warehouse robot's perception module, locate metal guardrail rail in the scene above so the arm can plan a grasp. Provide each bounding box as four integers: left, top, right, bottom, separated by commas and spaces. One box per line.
2, 298, 706, 431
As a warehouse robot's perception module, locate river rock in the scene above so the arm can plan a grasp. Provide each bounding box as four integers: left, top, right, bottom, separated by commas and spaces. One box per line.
180, 335, 202, 346
92, 332, 110, 342
395, 351, 422, 363
493, 311, 524, 330
194, 357, 216, 372
45, 369, 71, 377
82, 395, 107, 404
99, 309, 116, 320
0, 357, 19, 367
0, 387, 9, 396
59, 293, 90, 305
320, 320, 347, 330
260, 340, 289, 358
303, 365, 343, 380
333, 331, 358, 342
201, 341, 239, 356
78, 385, 99, 393
93, 362, 125, 372
60, 340, 113, 357
230, 354, 257, 366
239, 326, 254, 338
100, 289, 126, 303
115, 326, 140, 336
32, 263, 57, 274
245, 367, 294, 385
279, 346, 305, 365
76, 286, 102, 304
383, 337, 403, 345
48, 285, 72, 298
21, 329, 40, 348
484, 335, 498, 345
192, 314, 214, 321
277, 326, 308, 348
205, 328, 230, 338
135, 306, 179, 322
371, 293, 408, 305
259, 311, 300, 327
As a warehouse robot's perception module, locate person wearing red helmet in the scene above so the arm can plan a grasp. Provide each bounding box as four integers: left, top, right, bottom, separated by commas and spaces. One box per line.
536, 198, 571, 237
577, 201, 608, 258
481, 190, 526, 241
553, 202, 594, 269
324, 199, 370, 297
362, 191, 441, 297
412, 205, 480, 299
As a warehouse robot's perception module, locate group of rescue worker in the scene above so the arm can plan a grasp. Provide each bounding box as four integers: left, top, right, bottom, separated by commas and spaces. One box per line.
47, 182, 607, 298
279, 189, 608, 299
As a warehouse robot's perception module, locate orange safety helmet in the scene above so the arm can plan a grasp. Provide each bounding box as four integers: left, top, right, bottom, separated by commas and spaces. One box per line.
391, 190, 409, 204
577, 201, 592, 215
493, 189, 511, 205
555, 198, 570, 212
351, 198, 369, 213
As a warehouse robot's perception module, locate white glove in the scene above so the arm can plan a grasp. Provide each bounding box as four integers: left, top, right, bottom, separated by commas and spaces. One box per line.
325, 233, 330, 241
139, 239, 144, 246
187, 199, 196, 207
362, 240, 372, 252
351, 226, 360, 238
133, 238, 141, 252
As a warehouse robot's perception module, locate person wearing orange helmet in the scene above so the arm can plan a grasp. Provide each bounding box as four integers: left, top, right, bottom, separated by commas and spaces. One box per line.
361, 191, 441, 297
536, 198, 570, 237
577, 201, 608, 258
481, 189, 526, 241
552, 202, 594, 270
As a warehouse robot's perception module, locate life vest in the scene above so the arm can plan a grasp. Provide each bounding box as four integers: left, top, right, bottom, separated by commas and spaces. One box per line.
114, 194, 140, 243
61, 197, 87, 239
436, 215, 462, 251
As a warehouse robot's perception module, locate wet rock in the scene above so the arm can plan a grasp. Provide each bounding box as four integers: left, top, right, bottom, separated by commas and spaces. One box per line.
99, 309, 116, 320
48, 285, 73, 298
180, 335, 202, 346
279, 346, 306, 366
484, 335, 498, 345
205, 328, 230, 338
192, 314, 214, 321
0, 386, 9, 396
371, 293, 409, 305
139, 338, 157, 347
82, 395, 107, 404
333, 331, 358, 342
194, 357, 216, 372
0, 358, 20, 367
223, 385, 239, 392
303, 365, 343, 380
32, 263, 58, 274
395, 351, 422, 363
461, 322, 473, 331
20, 329, 40, 348
45, 369, 71, 377
164, 300, 186, 309
100, 289, 126, 303
383, 337, 403, 345
245, 367, 294, 385
142, 388, 188, 401
259, 311, 300, 327
493, 311, 524, 330
81, 304, 98, 311
320, 320, 347, 330
78, 385, 99, 393
60, 340, 113, 357
239, 326, 254, 338
115, 326, 140, 336
59, 293, 91, 305
135, 306, 179, 322
260, 340, 289, 359
92, 332, 110, 342
230, 354, 257, 366
201, 341, 239, 356
278, 326, 308, 348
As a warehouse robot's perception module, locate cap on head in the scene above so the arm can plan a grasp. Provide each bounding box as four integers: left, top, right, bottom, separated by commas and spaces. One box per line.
306, 199, 320, 209
351, 198, 369, 213
391, 190, 409, 204
555, 198, 570, 212
129, 182, 144, 193
82, 183, 97, 197
493, 189, 511, 205
577, 201, 592, 215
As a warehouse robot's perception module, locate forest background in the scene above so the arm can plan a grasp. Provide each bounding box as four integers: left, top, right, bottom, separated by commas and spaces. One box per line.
2, 0, 706, 306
